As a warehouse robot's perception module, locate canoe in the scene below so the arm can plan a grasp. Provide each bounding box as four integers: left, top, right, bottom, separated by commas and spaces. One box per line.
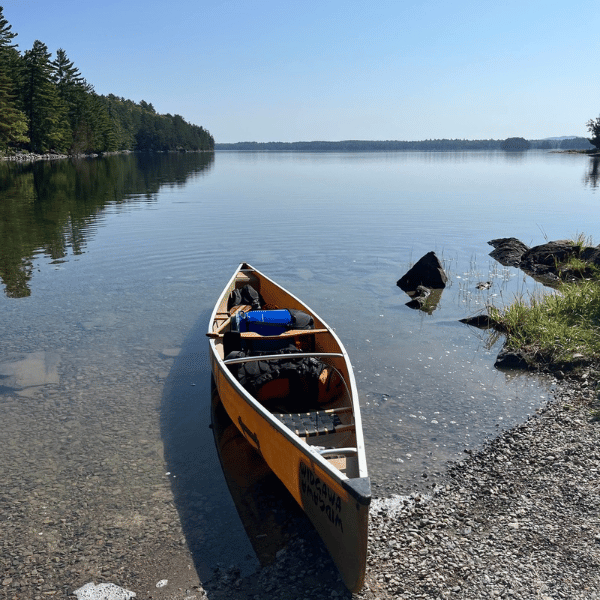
207, 263, 370, 592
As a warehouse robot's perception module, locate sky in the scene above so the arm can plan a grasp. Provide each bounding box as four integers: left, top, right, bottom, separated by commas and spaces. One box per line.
3, 0, 599, 143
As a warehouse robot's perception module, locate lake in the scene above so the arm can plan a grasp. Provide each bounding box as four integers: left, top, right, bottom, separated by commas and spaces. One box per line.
1, 150, 598, 584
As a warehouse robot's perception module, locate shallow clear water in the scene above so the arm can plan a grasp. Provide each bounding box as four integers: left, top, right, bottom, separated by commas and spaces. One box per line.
1, 150, 598, 504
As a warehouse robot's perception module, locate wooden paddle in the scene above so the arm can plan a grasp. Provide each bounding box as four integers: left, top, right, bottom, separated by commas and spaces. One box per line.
206, 305, 250, 338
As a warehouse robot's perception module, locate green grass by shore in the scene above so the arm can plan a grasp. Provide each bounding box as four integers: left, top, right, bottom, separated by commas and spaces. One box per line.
488, 237, 600, 371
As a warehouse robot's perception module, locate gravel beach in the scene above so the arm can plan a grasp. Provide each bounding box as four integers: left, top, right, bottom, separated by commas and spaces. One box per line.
359, 378, 600, 600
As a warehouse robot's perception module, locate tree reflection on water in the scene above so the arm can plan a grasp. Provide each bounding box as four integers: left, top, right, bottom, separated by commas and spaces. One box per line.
0, 152, 214, 298
584, 156, 599, 189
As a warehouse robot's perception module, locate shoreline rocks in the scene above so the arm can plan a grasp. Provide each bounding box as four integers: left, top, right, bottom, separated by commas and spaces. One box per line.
460, 237, 600, 375
0, 151, 130, 162
488, 237, 600, 285
1, 152, 70, 162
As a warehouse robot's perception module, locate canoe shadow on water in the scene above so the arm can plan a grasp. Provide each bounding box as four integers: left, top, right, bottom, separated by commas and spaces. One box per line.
160, 310, 351, 598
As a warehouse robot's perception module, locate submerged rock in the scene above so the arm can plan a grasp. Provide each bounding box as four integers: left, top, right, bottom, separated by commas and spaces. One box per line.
459, 315, 501, 330
494, 349, 531, 370
405, 287, 443, 314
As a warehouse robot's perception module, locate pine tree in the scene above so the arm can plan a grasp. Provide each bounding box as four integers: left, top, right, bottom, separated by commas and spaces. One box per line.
0, 5, 17, 51
52, 48, 84, 89
52, 48, 90, 151
22, 40, 70, 153
0, 69, 28, 150
0, 7, 28, 151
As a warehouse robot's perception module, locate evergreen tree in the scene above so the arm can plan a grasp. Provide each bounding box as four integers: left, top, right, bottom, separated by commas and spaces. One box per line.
0, 5, 17, 51
0, 7, 23, 102
0, 6, 28, 151
0, 7, 214, 155
0, 69, 28, 150
22, 40, 70, 152
51, 48, 96, 152
52, 48, 84, 90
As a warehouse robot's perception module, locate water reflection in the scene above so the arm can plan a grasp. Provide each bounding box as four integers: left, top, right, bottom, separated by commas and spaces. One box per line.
0, 152, 214, 298
210, 384, 310, 567
500, 149, 528, 163
584, 156, 599, 189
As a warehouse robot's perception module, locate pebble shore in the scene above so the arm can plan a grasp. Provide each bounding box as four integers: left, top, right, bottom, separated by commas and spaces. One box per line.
1, 152, 71, 161
200, 377, 600, 600
0, 151, 125, 162
358, 378, 600, 600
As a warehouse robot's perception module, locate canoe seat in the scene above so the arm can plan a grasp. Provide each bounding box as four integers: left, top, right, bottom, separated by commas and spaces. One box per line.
274, 410, 352, 437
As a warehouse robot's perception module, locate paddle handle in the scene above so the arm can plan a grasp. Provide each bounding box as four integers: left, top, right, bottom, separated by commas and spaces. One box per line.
206, 305, 249, 338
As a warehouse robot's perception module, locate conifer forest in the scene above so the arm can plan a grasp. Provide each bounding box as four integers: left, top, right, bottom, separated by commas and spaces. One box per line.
0, 7, 214, 156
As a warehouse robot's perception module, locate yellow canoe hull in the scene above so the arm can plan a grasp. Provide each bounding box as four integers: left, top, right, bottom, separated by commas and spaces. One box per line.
208, 263, 370, 592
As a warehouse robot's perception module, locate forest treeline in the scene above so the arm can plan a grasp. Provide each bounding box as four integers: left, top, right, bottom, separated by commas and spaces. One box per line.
0, 7, 213, 155
216, 138, 593, 152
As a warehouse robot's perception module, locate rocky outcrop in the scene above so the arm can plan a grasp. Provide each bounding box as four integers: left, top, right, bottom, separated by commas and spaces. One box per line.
488, 238, 529, 267
488, 237, 600, 284
475, 237, 600, 373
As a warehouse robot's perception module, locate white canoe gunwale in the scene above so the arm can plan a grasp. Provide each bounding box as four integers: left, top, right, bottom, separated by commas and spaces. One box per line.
208, 263, 370, 592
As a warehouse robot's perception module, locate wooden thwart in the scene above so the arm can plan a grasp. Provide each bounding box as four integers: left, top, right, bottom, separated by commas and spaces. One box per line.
239, 328, 328, 339
208, 327, 328, 340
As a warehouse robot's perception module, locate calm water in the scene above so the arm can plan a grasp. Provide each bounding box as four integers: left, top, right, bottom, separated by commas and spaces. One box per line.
2, 151, 599, 472
1, 150, 599, 575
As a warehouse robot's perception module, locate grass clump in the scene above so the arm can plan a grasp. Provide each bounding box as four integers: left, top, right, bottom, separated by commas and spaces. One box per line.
489, 280, 600, 367
558, 256, 600, 281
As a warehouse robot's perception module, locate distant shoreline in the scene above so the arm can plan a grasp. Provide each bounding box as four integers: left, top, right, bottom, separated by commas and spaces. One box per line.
215, 138, 594, 152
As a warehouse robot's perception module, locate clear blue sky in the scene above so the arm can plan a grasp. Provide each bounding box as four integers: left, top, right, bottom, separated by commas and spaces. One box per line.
3, 0, 599, 143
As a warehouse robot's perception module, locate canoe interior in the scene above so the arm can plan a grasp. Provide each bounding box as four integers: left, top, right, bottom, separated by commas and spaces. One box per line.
210, 264, 361, 479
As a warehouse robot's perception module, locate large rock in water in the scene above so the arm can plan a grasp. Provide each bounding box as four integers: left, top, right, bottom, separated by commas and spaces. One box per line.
488, 238, 600, 284
397, 251, 447, 292
518, 240, 579, 284
520, 240, 578, 268
488, 238, 530, 267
